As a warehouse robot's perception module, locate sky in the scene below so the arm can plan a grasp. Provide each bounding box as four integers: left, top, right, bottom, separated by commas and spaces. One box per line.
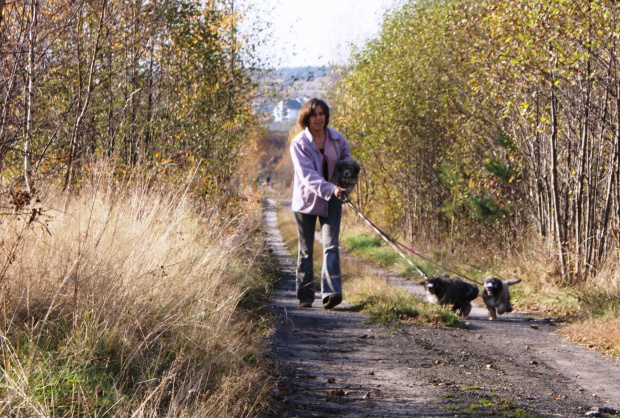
242, 0, 401, 68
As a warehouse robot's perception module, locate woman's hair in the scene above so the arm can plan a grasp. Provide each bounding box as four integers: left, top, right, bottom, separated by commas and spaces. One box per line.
298, 98, 330, 129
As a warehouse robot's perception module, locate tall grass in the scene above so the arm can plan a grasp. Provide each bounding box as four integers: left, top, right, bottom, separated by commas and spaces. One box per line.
0, 167, 274, 416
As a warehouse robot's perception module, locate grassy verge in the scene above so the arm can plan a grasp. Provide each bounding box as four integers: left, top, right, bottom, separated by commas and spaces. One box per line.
339, 226, 476, 281
443, 390, 536, 417
0, 167, 275, 416
342, 275, 466, 327
342, 235, 401, 270
341, 214, 620, 357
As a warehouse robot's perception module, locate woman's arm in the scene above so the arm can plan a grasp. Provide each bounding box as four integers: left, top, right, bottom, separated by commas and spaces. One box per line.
290, 138, 337, 200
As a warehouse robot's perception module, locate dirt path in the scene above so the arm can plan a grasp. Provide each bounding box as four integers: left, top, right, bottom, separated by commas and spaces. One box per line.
264, 200, 620, 417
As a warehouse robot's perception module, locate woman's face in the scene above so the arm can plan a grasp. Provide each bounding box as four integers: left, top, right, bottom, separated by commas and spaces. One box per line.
308, 105, 326, 132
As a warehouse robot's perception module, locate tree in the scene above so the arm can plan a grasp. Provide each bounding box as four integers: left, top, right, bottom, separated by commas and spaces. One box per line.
0, 0, 264, 197
336, 0, 620, 283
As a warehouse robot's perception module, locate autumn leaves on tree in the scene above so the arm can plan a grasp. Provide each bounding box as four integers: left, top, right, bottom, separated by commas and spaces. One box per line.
0, 0, 260, 194
5, 0, 620, 284
335, 0, 620, 283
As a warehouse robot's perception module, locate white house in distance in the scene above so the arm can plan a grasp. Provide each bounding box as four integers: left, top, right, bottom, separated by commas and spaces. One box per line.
272, 97, 308, 123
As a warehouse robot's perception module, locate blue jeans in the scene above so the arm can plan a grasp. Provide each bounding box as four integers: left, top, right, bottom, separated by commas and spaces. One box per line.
294, 198, 342, 304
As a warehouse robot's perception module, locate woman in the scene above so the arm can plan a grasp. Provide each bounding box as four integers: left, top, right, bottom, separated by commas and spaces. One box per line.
289, 98, 351, 309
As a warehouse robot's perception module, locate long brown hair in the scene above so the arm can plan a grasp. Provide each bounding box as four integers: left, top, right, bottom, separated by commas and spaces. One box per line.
298, 98, 330, 129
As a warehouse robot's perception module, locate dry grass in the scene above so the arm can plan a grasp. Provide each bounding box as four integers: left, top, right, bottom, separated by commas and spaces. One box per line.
547, 282, 620, 356
275, 203, 298, 259
0, 167, 275, 416
558, 314, 620, 357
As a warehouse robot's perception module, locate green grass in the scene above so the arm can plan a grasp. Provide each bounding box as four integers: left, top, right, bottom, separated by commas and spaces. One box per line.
344, 235, 384, 251
343, 277, 467, 327
342, 232, 465, 281
343, 235, 402, 268
445, 392, 541, 417
459, 385, 481, 391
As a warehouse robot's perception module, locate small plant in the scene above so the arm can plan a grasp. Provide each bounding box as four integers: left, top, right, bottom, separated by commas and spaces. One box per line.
459, 385, 481, 391
344, 235, 383, 251
344, 276, 467, 327
478, 398, 494, 407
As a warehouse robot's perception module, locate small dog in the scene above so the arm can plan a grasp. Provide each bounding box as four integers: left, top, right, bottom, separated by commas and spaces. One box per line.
332, 157, 360, 194
423, 275, 479, 318
481, 276, 522, 320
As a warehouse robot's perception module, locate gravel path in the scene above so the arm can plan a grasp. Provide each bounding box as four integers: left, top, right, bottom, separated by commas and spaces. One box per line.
265, 200, 620, 417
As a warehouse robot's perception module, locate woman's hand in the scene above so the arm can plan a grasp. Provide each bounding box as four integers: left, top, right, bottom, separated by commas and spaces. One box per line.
333, 187, 347, 200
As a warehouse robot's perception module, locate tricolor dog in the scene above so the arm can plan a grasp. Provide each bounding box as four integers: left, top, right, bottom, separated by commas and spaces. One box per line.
423, 275, 479, 318
481, 276, 522, 320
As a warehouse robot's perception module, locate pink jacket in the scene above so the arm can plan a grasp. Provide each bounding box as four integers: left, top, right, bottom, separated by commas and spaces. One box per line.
290, 127, 352, 216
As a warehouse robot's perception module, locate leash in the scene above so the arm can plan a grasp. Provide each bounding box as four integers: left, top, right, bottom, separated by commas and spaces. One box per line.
343, 195, 483, 286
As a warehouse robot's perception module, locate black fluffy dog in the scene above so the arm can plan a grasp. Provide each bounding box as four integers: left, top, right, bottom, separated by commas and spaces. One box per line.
332, 157, 360, 194
423, 275, 479, 318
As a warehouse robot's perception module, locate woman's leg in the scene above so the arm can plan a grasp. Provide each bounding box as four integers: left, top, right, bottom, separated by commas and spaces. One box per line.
295, 211, 317, 305
320, 198, 342, 300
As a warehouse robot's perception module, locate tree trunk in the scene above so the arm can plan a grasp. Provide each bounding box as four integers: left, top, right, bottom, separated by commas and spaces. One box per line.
550, 82, 567, 280
64, 0, 107, 191
24, 0, 38, 192
598, 89, 620, 266
574, 73, 590, 279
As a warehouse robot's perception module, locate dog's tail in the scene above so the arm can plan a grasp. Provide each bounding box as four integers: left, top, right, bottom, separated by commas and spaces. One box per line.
506, 278, 522, 286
